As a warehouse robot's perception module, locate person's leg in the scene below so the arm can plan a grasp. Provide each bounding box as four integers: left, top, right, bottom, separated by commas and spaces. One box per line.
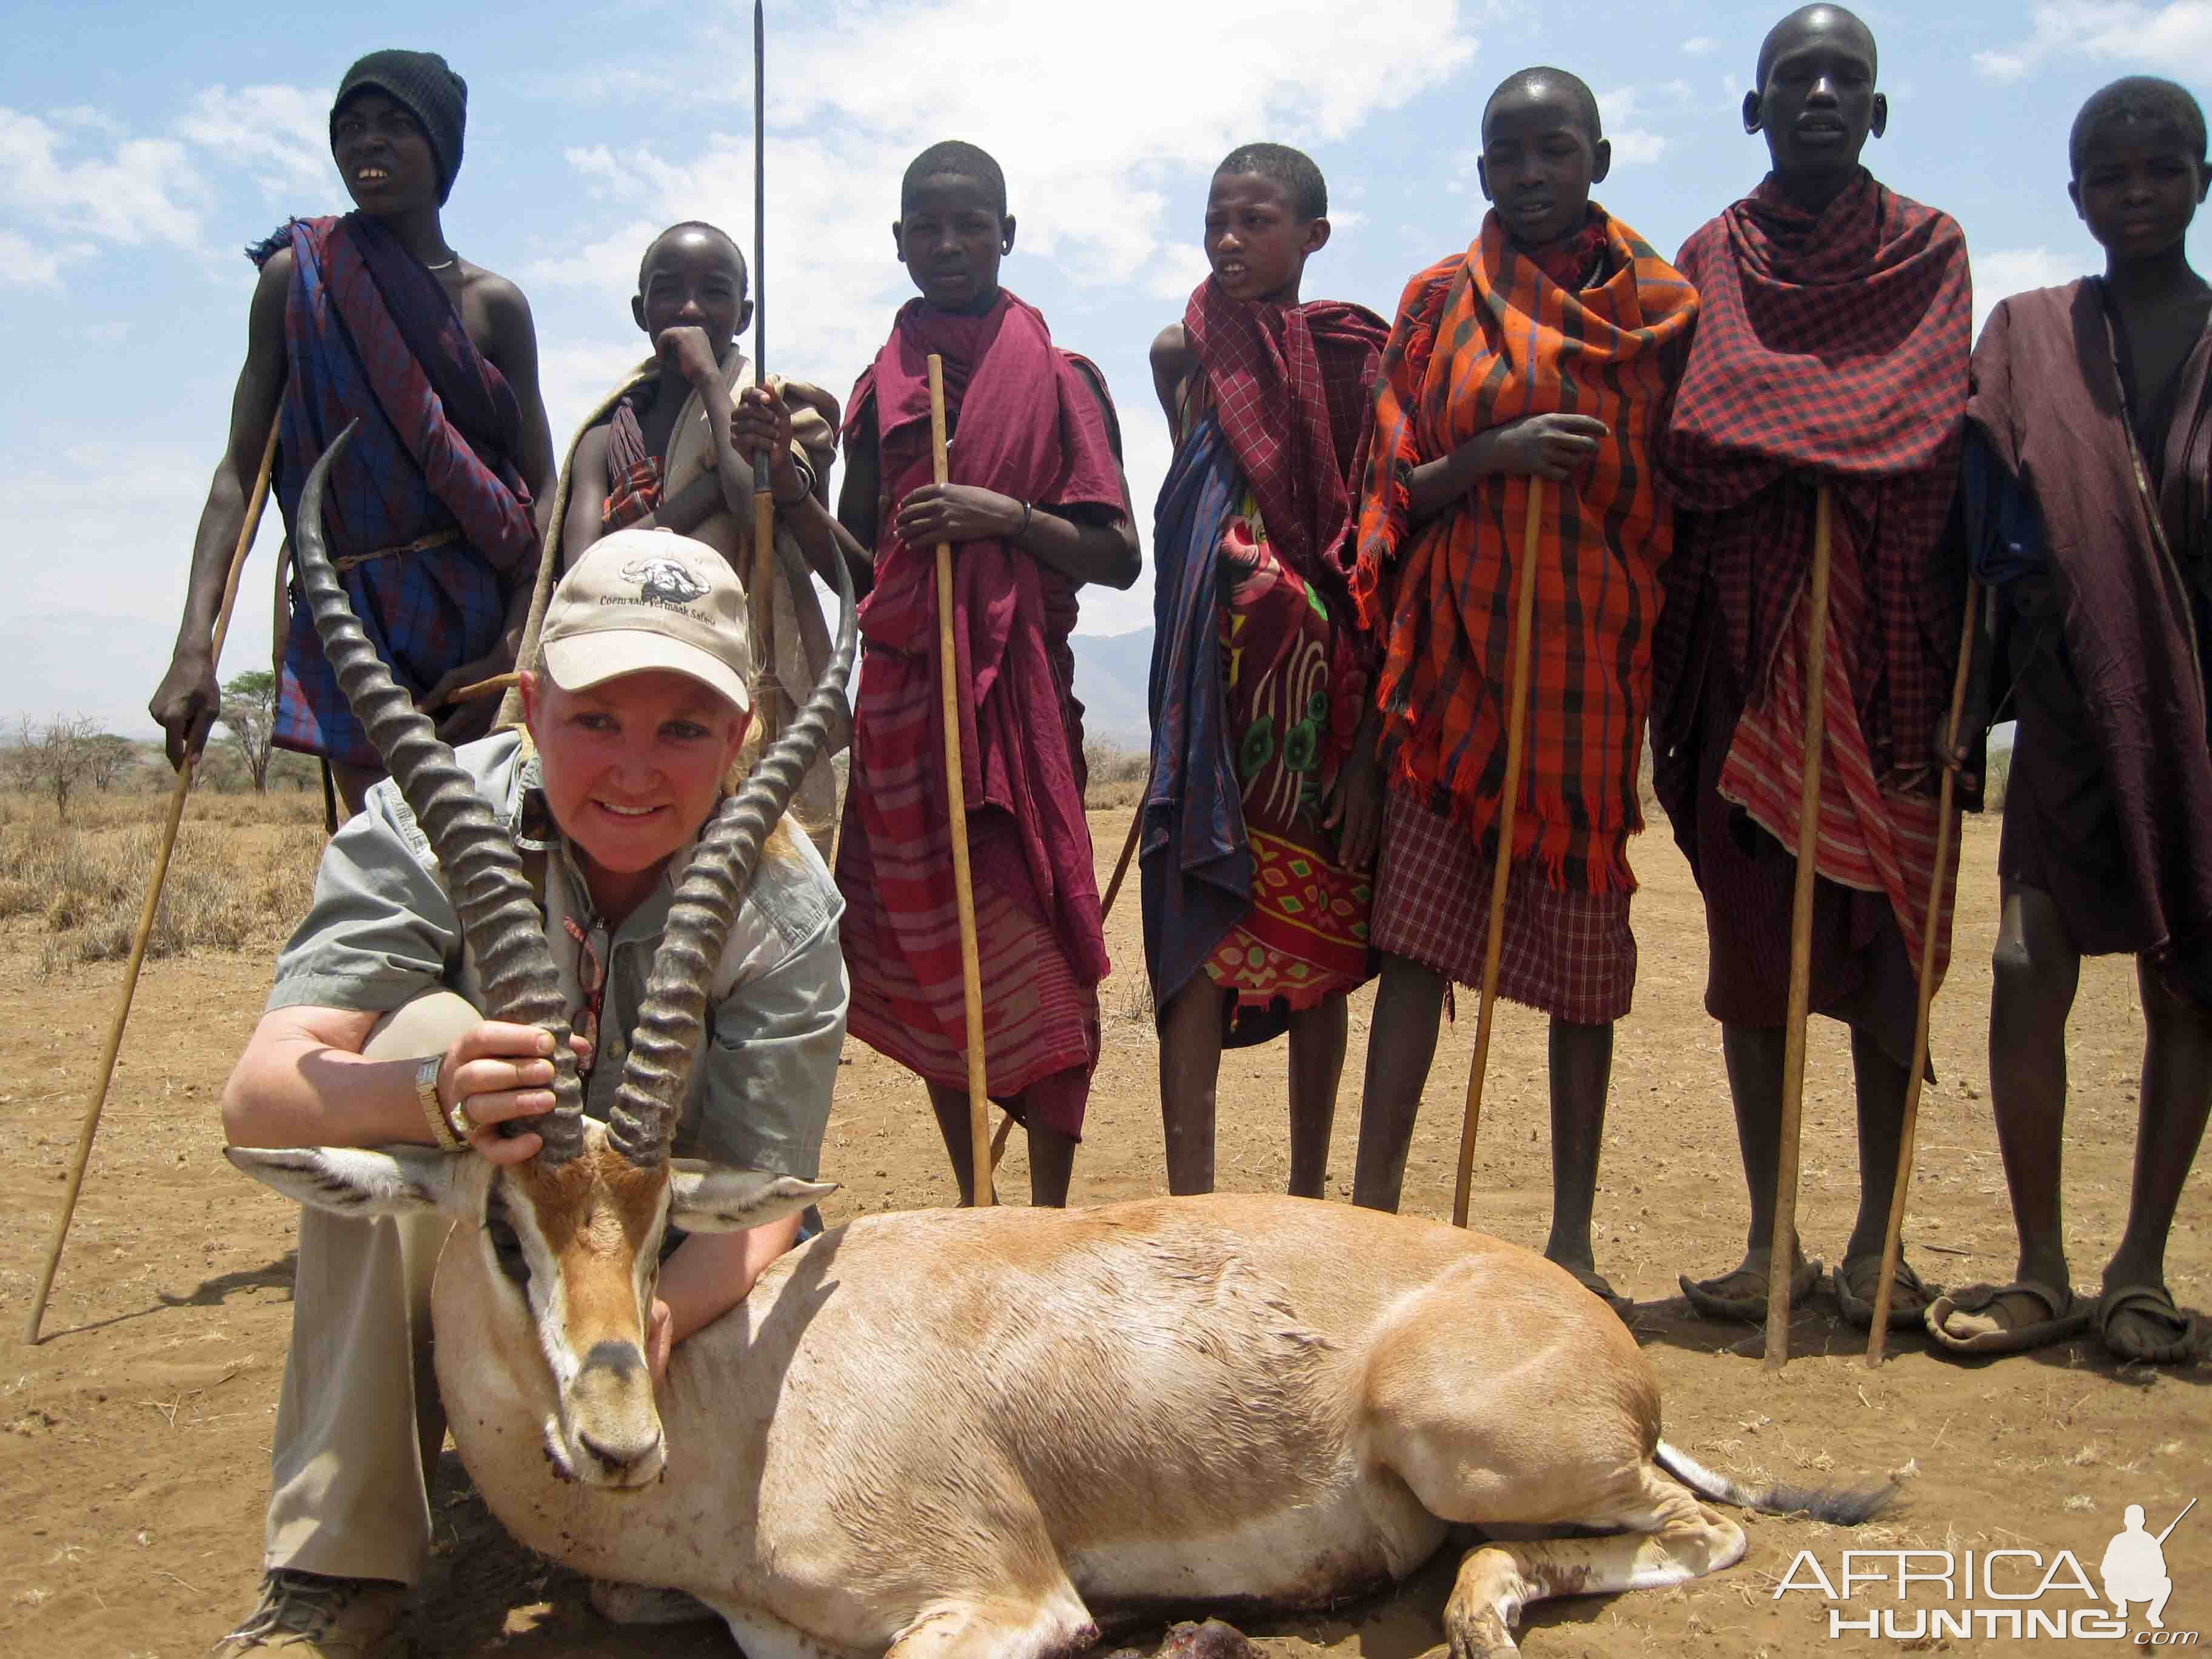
261, 994, 475, 1586
2148, 1577, 2174, 1628
1158, 978, 1227, 1196
1986, 885, 2082, 1303
1830, 1022, 1942, 1319
327, 760, 384, 822
1543, 1019, 1614, 1279
1680, 1024, 1814, 1309
926, 1083, 979, 1207
1352, 955, 1447, 1212
1285, 993, 1349, 1199
1026, 1122, 1078, 1208
2097, 959, 2212, 1359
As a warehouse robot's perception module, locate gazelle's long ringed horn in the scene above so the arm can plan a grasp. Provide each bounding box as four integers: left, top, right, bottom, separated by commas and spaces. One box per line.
293, 420, 586, 1164
605, 532, 860, 1166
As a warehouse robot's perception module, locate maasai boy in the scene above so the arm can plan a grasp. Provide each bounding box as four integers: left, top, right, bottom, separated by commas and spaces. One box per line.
1144, 144, 1388, 1197
1342, 69, 1697, 1310
1926, 80, 2212, 1364
150, 50, 555, 818
498, 221, 861, 856
836, 141, 1140, 1207
1651, 5, 1971, 1328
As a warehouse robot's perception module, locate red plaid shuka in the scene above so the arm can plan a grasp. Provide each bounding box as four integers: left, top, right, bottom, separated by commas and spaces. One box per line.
599, 392, 662, 531
1182, 281, 1383, 592
1651, 170, 1971, 989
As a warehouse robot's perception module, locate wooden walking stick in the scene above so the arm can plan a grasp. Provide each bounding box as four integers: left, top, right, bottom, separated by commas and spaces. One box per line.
25, 420, 280, 1344
1766, 483, 1835, 1369
928, 354, 994, 1207
1865, 579, 1983, 1363
1100, 797, 1143, 925
748, 0, 779, 745
1450, 477, 1546, 1229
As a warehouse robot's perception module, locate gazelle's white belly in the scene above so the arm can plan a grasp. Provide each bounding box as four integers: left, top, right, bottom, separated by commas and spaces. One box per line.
1067, 1453, 1446, 1616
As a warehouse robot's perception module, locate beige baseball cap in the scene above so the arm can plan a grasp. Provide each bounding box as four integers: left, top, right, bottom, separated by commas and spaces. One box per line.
538, 529, 752, 713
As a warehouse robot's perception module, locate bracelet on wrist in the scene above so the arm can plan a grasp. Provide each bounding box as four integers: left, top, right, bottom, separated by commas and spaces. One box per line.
1014, 498, 1034, 542
415, 1054, 465, 1152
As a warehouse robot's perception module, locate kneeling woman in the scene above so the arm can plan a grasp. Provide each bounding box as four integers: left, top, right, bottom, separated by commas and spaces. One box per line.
212, 499, 848, 1658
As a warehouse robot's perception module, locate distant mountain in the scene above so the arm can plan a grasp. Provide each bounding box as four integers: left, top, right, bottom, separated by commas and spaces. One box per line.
1070, 627, 1151, 753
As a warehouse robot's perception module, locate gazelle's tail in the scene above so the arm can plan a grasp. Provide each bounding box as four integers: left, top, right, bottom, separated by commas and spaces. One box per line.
1655, 1440, 1896, 1527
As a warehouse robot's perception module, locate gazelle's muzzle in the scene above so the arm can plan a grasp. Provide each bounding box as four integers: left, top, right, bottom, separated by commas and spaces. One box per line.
562, 1338, 666, 1487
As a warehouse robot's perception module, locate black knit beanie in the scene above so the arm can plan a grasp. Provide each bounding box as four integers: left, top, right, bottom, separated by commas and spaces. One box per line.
330, 50, 468, 204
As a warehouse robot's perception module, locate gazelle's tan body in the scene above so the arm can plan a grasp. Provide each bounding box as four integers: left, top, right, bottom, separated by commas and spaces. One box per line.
433, 1186, 1743, 1658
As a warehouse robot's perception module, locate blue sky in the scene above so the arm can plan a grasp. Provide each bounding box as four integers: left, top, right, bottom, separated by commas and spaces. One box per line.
1, 0, 2205, 739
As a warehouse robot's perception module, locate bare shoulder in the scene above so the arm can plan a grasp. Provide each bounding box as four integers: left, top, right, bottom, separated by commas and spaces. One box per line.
463, 262, 535, 327
1150, 322, 1191, 375
254, 244, 296, 292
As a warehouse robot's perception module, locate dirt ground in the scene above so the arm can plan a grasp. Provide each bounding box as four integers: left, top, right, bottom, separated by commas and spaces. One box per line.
0, 803, 2205, 1658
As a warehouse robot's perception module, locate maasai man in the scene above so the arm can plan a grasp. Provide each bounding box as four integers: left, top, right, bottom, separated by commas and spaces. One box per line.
1143, 144, 1388, 1198
836, 141, 1140, 1207
1341, 69, 1697, 1312
1650, 4, 1971, 1329
1925, 79, 2212, 1364
497, 221, 861, 857
149, 49, 554, 819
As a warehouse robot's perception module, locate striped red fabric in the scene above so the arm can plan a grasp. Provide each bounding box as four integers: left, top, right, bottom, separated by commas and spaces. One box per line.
1716, 529, 1955, 988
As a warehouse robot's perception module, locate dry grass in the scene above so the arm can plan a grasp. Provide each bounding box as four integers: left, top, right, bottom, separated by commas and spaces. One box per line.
0, 790, 323, 977
1085, 742, 1148, 813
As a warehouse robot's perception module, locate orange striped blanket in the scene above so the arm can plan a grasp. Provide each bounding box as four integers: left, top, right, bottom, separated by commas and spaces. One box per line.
1346, 209, 1698, 893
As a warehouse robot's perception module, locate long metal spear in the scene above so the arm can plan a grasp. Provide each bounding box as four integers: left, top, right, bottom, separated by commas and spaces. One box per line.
749, 0, 779, 741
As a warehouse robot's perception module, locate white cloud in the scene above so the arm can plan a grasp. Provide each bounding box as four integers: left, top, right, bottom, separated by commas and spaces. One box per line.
0, 83, 326, 277
1144, 243, 1214, 304
1683, 36, 1717, 56
1970, 246, 2079, 333
1597, 86, 1669, 165
172, 85, 330, 198
0, 107, 205, 252
1977, 2, 2212, 81
0, 227, 89, 287
525, 0, 1480, 448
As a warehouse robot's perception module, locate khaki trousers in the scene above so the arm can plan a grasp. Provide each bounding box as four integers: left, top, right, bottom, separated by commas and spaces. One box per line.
263, 993, 476, 1586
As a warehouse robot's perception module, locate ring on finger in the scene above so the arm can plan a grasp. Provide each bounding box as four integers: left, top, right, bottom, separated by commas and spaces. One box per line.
447, 1098, 476, 1140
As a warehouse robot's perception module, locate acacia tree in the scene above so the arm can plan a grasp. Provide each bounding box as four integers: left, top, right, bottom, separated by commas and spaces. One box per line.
10, 714, 101, 821
219, 669, 278, 793
87, 733, 137, 791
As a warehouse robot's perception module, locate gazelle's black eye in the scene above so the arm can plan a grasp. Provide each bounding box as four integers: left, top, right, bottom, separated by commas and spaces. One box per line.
483, 1188, 531, 1289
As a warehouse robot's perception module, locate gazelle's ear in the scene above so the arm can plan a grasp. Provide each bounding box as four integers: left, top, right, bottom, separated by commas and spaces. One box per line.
668, 1162, 836, 1233
225, 1146, 468, 1216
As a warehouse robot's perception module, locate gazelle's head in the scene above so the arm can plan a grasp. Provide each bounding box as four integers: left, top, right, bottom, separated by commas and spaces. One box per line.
228, 423, 853, 1490
231, 1125, 828, 1486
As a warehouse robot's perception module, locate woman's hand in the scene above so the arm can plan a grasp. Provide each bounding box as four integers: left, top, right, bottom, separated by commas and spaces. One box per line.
893, 483, 1024, 551
437, 1022, 594, 1165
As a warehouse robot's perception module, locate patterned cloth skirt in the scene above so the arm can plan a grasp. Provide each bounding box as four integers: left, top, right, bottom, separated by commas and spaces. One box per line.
1371, 787, 1635, 1024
